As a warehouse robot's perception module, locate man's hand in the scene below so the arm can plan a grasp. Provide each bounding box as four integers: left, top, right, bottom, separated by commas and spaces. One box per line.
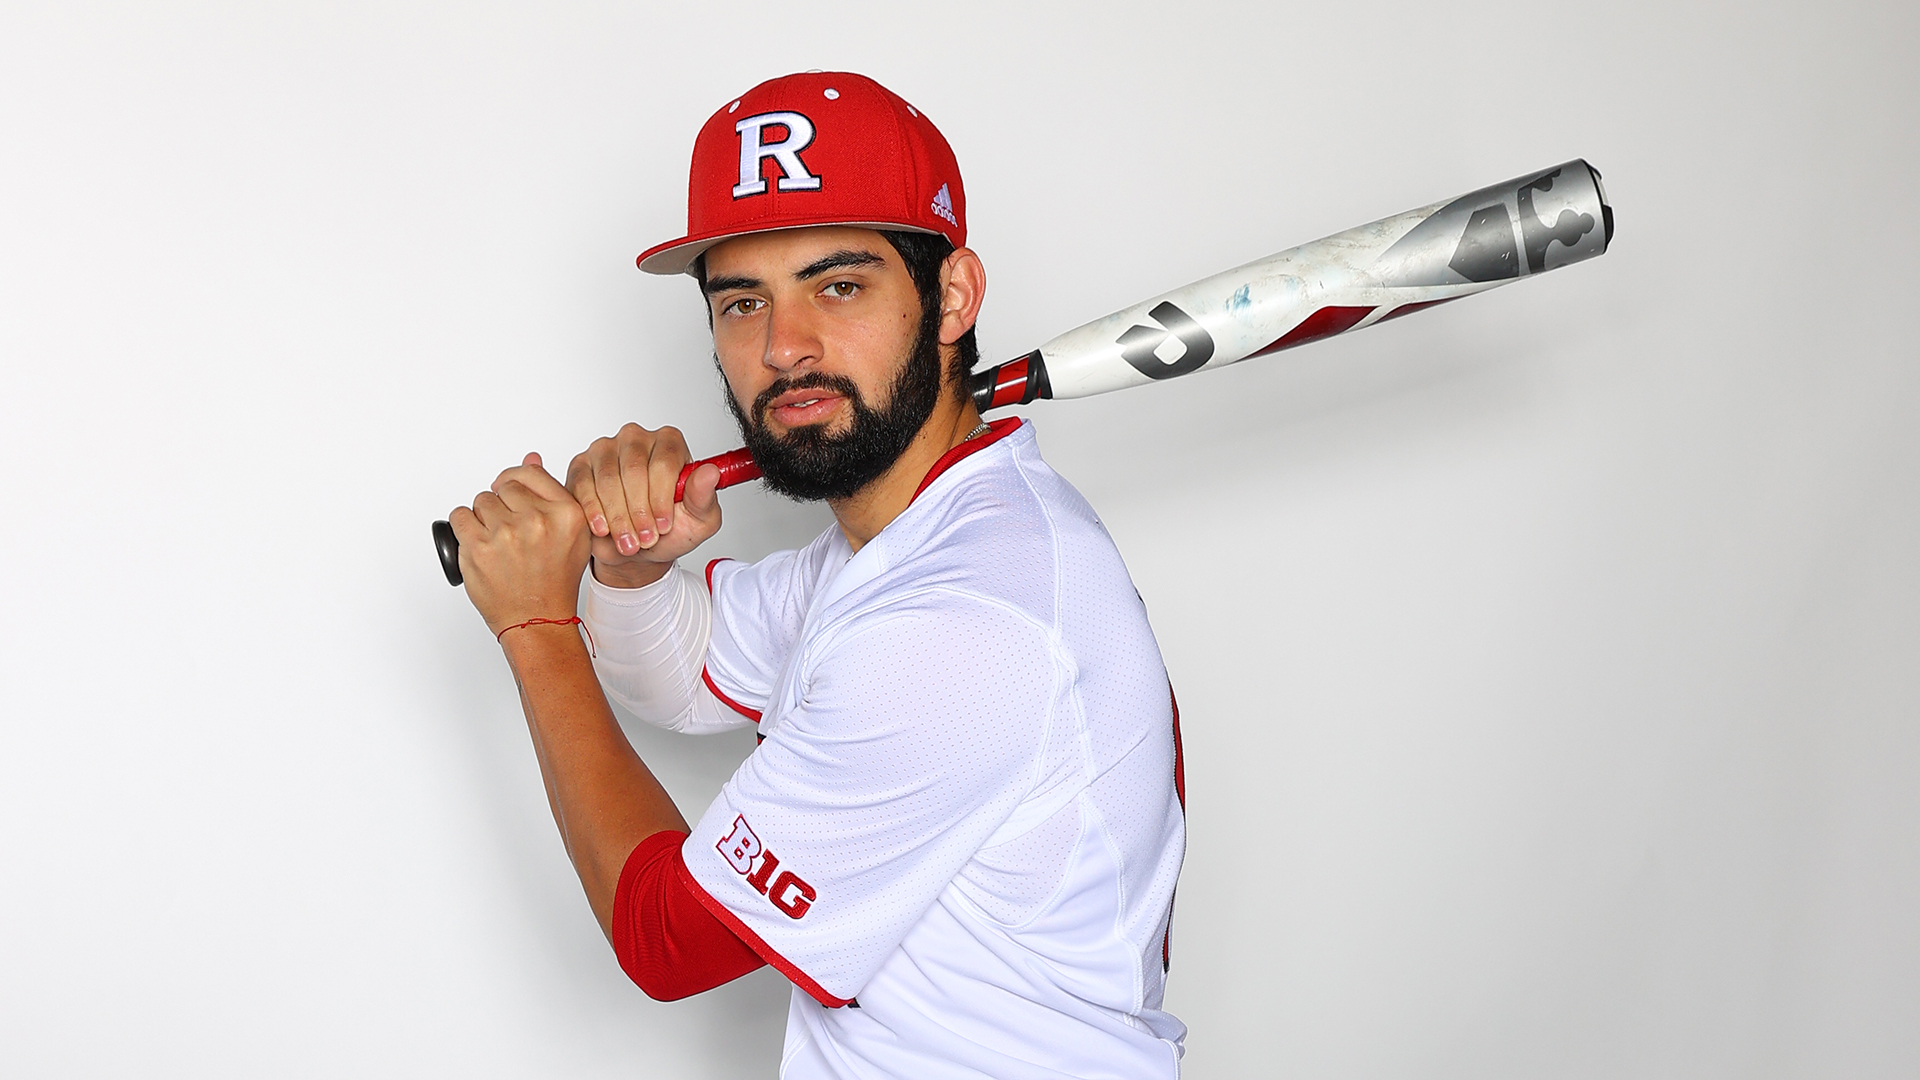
566, 423, 723, 589
448, 453, 595, 635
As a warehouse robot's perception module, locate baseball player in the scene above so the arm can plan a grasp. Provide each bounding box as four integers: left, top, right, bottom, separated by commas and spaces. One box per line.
449, 71, 1187, 1079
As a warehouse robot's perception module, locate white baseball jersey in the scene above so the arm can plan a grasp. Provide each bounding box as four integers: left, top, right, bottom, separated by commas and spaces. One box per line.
585, 419, 1186, 1080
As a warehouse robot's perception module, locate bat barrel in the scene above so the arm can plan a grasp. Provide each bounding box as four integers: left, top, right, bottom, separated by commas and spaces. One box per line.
1033, 159, 1612, 401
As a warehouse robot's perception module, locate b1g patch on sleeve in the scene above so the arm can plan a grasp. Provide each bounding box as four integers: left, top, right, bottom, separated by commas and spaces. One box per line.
716, 815, 817, 919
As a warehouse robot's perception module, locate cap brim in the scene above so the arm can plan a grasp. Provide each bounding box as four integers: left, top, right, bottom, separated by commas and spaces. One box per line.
637, 221, 946, 276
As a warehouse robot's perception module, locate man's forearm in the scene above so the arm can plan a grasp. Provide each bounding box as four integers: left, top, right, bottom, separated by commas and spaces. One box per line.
501, 623, 690, 938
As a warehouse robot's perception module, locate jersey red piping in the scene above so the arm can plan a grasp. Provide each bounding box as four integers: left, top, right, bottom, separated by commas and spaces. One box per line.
1164, 684, 1184, 972
702, 667, 763, 722
1170, 686, 1185, 810
676, 855, 855, 1008
910, 417, 1022, 502
697, 557, 763, 723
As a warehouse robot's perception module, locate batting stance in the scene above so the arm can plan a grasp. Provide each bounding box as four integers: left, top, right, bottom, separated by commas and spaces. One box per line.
449, 72, 1186, 1079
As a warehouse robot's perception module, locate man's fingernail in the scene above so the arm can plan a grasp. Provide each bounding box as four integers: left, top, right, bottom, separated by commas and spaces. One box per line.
591, 515, 607, 534
656, 516, 672, 534
618, 534, 637, 555
637, 529, 654, 546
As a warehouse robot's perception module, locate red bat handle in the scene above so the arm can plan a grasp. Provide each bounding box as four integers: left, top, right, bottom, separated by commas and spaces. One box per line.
674, 446, 761, 502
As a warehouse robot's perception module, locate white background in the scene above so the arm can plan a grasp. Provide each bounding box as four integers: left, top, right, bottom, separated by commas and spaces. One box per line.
3, 2, 1914, 1076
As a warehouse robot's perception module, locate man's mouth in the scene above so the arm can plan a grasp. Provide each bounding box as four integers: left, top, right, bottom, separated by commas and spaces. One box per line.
765, 388, 848, 428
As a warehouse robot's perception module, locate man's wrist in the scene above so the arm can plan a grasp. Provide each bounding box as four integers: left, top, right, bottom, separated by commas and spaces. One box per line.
497, 618, 592, 667
591, 557, 673, 591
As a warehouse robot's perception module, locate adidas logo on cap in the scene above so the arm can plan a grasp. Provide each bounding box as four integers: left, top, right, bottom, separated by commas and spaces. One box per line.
930, 183, 957, 226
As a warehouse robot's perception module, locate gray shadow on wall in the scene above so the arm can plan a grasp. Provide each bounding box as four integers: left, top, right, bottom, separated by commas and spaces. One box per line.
692, 966, 796, 1073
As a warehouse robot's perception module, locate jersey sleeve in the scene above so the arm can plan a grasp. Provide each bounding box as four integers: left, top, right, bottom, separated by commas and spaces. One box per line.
610, 830, 767, 999
581, 563, 750, 734
701, 544, 823, 722
679, 591, 1058, 1005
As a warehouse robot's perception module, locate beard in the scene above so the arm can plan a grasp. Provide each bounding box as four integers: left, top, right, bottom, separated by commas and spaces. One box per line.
723, 301, 944, 502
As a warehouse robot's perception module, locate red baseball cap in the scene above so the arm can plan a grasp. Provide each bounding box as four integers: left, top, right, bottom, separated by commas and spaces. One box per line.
637, 71, 966, 276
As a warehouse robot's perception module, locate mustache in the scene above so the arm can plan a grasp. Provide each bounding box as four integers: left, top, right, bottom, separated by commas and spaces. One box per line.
750, 371, 864, 428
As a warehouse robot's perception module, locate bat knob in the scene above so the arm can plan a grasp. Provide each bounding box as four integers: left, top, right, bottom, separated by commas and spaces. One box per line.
432, 520, 463, 586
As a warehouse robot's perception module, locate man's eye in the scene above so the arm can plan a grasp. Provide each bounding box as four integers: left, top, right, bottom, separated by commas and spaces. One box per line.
723, 297, 762, 316
824, 281, 859, 299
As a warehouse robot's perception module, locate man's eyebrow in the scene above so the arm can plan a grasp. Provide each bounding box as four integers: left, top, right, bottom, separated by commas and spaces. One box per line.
702, 273, 761, 296
794, 249, 887, 280
701, 249, 886, 296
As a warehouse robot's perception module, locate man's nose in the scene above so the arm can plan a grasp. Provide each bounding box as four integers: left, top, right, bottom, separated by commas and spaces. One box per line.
762, 299, 823, 372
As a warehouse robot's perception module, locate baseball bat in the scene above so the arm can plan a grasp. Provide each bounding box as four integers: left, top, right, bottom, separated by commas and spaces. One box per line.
435, 159, 1612, 585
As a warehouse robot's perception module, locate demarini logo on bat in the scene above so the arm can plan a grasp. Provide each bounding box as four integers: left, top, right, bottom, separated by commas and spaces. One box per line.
1117, 301, 1215, 381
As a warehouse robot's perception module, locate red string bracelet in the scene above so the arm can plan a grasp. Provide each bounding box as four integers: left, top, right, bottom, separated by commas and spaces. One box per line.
496, 616, 596, 656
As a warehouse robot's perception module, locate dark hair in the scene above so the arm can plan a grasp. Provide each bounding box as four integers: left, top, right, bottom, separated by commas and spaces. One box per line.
692, 229, 980, 394
876, 230, 979, 392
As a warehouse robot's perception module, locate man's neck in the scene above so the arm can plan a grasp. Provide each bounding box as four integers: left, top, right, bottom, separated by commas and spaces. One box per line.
828, 394, 984, 554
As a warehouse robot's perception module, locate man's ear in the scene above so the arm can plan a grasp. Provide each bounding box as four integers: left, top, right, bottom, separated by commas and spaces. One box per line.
937, 248, 986, 346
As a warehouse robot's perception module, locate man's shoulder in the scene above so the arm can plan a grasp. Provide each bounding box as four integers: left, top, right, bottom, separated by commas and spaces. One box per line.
913, 420, 1108, 541
858, 423, 1136, 625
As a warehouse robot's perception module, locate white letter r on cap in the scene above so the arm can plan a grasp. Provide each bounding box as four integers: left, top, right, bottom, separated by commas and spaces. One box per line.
734, 111, 821, 198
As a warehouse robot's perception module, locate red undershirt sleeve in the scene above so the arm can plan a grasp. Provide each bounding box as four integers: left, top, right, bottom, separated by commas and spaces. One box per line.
611, 830, 767, 1000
